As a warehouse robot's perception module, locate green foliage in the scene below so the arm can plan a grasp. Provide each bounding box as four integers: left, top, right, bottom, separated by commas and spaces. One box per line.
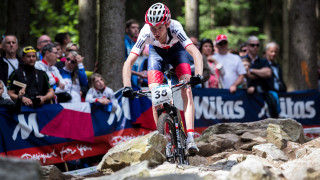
30, 0, 79, 45
178, 0, 265, 49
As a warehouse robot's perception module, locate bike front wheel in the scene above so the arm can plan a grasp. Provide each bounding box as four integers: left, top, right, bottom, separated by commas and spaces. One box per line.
157, 113, 177, 163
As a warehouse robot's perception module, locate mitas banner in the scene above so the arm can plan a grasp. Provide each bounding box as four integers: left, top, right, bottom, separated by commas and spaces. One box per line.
0, 88, 319, 164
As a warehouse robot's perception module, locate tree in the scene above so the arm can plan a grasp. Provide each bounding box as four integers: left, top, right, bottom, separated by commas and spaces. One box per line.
98, 0, 125, 90
185, 0, 199, 38
79, 0, 97, 71
6, 0, 31, 47
287, 0, 318, 91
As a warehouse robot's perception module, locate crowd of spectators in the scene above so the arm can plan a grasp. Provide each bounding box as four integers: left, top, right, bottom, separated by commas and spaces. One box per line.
0, 33, 118, 114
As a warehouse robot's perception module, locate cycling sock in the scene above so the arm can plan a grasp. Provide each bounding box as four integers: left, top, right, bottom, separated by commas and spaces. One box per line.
187, 132, 194, 143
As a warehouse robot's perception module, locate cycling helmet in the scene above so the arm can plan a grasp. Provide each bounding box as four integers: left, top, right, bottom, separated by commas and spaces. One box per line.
145, 3, 171, 27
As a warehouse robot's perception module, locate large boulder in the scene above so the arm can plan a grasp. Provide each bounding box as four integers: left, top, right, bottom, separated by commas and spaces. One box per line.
198, 119, 306, 144
0, 156, 41, 180
97, 131, 167, 173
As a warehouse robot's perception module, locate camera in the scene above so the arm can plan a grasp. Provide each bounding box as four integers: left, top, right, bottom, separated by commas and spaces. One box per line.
30, 97, 41, 108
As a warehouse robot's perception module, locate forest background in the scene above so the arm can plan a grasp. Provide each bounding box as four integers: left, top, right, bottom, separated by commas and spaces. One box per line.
0, 0, 319, 91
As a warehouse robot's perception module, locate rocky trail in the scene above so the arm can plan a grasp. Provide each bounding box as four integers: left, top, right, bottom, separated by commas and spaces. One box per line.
2, 118, 320, 180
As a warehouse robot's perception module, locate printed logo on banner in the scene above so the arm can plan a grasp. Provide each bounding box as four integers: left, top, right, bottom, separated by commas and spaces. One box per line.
12, 113, 44, 140
279, 97, 315, 119
194, 96, 245, 119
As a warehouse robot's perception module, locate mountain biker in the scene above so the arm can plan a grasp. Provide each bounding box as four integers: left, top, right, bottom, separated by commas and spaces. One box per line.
122, 2, 203, 154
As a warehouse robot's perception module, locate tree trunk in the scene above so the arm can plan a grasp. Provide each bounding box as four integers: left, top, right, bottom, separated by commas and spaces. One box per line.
79, 0, 97, 71
282, 0, 289, 89
287, 0, 318, 91
6, 0, 31, 47
185, 0, 199, 38
263, 0, 271, 46
98, 0, 125, 90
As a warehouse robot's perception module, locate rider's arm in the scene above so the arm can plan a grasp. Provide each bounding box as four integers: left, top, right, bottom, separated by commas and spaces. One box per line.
123, 53, 139, 87
186, 44, 203, 76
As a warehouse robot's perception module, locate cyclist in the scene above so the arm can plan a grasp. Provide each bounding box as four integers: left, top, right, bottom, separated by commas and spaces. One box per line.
122, 2, 203, 154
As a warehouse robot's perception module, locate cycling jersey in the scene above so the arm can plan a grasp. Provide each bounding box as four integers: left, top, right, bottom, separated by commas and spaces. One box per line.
131, 20, 193, 55
130, 20, 193, 84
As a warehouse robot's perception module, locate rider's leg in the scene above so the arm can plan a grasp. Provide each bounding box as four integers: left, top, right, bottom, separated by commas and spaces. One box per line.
148, 82, 160, 125
179, 74, 198, 154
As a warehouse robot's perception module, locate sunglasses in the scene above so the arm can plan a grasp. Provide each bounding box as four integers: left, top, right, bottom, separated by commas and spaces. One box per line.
249, 43, 260, 47
240, 49, 247, 52
66, 58, 77, 64
23, 46, 36, 53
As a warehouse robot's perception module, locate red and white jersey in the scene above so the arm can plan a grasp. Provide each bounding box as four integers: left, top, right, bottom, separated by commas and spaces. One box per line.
130, 20, 193, 56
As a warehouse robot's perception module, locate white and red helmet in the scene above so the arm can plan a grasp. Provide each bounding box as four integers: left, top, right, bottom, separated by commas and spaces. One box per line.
145, 3, 171, 27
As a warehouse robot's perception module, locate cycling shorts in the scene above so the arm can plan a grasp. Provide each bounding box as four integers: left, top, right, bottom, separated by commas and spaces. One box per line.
147, 43, 191, 84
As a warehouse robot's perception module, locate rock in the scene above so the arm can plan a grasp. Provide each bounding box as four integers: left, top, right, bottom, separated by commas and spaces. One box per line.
189, 156, 209, 166
228, 158, 277, 180
197, 134, 239, 157
282, 141, 301, 160
87, 161, 150, 180
40, 165, 66, 180
198, 119, 306, 144
252, 143, 288, 162
294, 137, 320, 158
97, 131, 167, 172
266, 123, 291, 149
0, 156, 41, 180
128, 174, 203, 180
280, 149, 320, 180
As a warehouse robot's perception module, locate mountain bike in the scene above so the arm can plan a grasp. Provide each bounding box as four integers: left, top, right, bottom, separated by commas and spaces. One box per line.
132, 70, 191, 165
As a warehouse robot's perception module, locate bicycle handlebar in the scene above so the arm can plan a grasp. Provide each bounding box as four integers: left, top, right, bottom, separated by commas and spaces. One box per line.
132, 80, 191, 98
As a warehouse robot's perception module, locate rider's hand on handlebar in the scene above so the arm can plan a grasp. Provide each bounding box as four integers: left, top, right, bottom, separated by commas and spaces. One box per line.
122, 86, 134, 98
189, 75, 203, 87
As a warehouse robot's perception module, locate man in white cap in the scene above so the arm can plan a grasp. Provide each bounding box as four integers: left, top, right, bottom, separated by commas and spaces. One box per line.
213, 34, 246, 93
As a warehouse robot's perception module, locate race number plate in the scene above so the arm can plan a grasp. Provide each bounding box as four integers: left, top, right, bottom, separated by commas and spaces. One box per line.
151, 85, 173, 106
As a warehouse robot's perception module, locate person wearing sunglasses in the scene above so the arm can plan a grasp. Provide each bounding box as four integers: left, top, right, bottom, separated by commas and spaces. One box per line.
213, 34, 246, 93
55, 51, 88, 103
238, 42, 248, 58
245, 36, 272, 94
7, 46, 54, 108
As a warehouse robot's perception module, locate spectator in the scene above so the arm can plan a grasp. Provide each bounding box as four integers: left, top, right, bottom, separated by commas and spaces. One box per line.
8, 46, 54, 107
54, 32, 71, 56
245, 36, 280, 118
239, 42, 248, 58
85, 73, 118, 112
36, 35, 52, 60
56, 51, 88, 103
0, 80, 24, 113
55, 43, 79, 69
35, 43, 66, 91
240, 58, 251, 89
125, 19, 147, 87
0, 35, 23, 84
53, 42, 63, 60
188, 37, 210, 85
265, 42, 287, 92
245, 36, 272, 94
213, 34, 246, 93
0, 80, 11, 100
199, 38, 223, 88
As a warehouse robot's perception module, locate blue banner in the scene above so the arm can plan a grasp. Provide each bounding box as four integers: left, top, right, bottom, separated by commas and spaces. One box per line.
0, 88, 319, 164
